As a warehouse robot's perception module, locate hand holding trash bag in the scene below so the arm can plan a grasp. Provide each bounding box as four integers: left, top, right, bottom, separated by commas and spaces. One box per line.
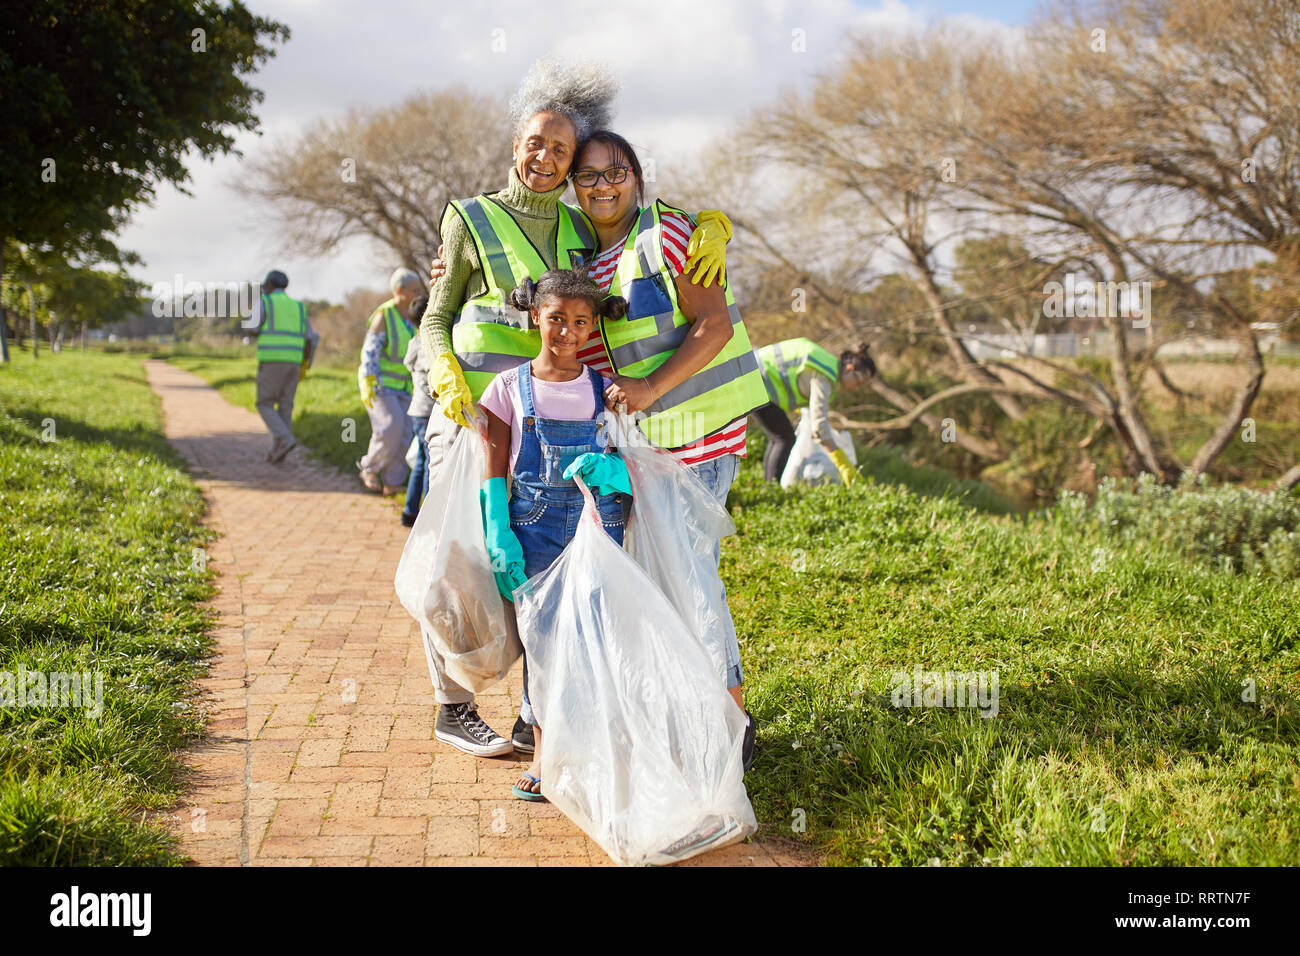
479, 476, 528, 600
514, 476, 756, 865
562, 452, 633, 497
393, 424, 523, 693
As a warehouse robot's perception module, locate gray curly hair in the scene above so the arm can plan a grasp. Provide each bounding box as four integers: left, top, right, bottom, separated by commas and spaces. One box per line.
508, 58, 618, 146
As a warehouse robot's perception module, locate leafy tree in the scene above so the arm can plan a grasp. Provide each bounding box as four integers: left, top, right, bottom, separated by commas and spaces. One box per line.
0, 0, 288, 357
2, 242, 145, 353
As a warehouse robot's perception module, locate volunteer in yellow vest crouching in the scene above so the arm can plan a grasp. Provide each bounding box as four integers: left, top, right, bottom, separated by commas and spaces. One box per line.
357, 268, 421, 494
251, 269, 315, 464
754, 338, 876, 484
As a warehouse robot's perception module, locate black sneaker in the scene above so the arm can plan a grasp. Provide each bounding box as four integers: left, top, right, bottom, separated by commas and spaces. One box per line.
435, 703, 512, 757
400, 511, 417, 527
270, 438, 297, 463
742, 711, 756, 773
511, 715, 535, 754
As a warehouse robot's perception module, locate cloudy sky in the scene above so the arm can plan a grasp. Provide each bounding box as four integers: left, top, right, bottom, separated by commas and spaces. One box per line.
122, 0, 1039, 303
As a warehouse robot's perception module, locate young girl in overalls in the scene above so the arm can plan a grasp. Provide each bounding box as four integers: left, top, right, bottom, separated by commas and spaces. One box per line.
476, 269, 633, 801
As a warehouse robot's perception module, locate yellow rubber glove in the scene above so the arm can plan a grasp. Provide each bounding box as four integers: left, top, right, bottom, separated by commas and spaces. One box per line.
685, 209, 733, 288
358, 372, 378, 410
298, 357, 310, 382
429, 351, 474, 429
829, 448, 863, 487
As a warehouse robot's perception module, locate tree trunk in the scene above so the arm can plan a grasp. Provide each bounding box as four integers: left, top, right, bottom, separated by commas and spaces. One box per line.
1187, 326, 1266, 478
81, 322, 88, 350
914, 253, 1027, 421
1102, 313, 1165, 477
867, 376, 1007, 462
1276, 463, 1300, 493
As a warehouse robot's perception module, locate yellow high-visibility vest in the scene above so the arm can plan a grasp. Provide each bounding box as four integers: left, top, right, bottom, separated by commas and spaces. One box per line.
441, 196, 595, 400
256, 291, 307, 364
600, 201, 768, 449
757, 338, 840, 413
365, 299, 414, 394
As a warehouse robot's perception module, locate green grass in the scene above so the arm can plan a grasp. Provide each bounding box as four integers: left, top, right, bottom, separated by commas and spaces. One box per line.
169, 350, 1300, 866
726, 458, 1300, 865
40, 348, 1298, 866
0, 350, 214, 865
169, 354, 373, 475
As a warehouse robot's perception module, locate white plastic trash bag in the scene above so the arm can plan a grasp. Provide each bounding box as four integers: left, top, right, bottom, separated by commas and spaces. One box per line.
514, 482, 757, 866
620, 434, 735, 685
780, 409, 857, 488
404, 433, 420, 470
394, 424, 522, 693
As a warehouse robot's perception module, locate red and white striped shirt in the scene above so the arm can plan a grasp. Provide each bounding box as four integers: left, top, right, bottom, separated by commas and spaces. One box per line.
578, 209, 748, 466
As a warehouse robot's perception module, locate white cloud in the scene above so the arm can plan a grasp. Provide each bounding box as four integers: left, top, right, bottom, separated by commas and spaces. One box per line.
116, 0, 1002, 302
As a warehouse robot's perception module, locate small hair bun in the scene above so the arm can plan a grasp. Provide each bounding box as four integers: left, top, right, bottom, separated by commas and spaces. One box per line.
601, 295, 628, 320
508, 278, 536, 313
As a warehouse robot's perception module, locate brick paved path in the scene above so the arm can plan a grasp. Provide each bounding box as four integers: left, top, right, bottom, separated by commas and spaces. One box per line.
147, 360, 810, 867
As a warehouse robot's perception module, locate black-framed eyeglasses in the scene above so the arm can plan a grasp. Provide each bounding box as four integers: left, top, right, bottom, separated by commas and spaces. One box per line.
572, 165, 631, 188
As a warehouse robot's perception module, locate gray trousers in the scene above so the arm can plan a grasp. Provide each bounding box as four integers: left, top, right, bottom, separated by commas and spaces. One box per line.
422, 403, 476, 706
359, 387, 412, 487
256, 362, 299, 447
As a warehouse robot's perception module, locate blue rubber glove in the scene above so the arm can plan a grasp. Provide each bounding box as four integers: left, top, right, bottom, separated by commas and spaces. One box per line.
480, 476, 527, 600
563, 452, 633, 497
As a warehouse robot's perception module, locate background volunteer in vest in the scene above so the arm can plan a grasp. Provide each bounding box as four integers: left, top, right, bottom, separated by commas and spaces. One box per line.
418, 61, 737, 759
250, 269, 314, 464
357, 268, 421, 494
413, 59, 619, 759
568, 130, 767, 770
401, 294, 432, 528
754, 339, 877, 485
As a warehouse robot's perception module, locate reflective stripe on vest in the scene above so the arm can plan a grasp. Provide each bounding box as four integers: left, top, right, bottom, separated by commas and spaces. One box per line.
379, 305, 414, 394
757, 338, 840, 413
600, 200, 769, 448
256, 292, 307, 363
441, 195, 595, 400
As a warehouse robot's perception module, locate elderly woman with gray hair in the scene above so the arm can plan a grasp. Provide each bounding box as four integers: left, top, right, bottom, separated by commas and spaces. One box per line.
357, 267, 423, 494
415, 60, 615, 758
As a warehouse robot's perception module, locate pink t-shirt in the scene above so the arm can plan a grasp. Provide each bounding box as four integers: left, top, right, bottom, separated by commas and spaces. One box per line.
478, 364, 614, 474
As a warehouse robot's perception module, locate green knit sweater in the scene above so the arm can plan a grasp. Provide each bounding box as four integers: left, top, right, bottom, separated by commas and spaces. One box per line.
418, 167, 569, 360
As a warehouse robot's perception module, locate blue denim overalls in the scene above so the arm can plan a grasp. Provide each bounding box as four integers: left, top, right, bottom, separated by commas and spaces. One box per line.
510, 362, 628, 725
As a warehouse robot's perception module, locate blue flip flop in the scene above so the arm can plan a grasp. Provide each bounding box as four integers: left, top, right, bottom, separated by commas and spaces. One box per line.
512, 772, 546, 802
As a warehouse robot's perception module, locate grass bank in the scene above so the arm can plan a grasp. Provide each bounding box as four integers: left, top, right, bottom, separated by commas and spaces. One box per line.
0, 351, 213, 865
167, 350, 1300, 865
726, 457, 1300, 864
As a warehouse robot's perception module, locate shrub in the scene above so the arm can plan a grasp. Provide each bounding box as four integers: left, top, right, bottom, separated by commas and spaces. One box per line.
1056, 472, 1300, 578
